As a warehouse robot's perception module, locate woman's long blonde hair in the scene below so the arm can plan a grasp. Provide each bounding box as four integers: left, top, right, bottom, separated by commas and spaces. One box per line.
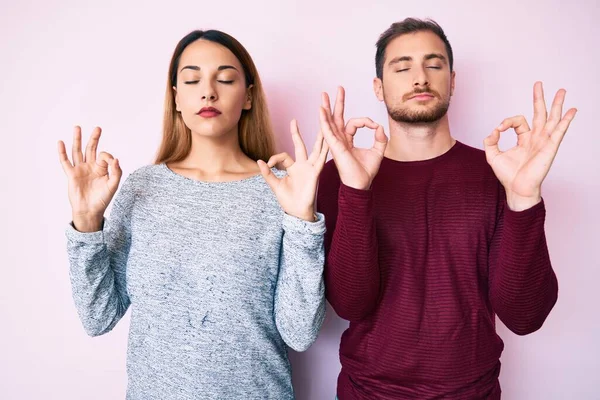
155, 30, 275, 164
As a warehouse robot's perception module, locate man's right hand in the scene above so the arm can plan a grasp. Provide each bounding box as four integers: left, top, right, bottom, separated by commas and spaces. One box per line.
319, 87, 387, 190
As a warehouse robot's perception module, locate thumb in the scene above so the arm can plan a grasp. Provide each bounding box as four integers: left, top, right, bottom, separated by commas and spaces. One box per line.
257, 160, 280, 192
484, 129, 502, 164
107, 158, 122, 193
372, 125, 388, 154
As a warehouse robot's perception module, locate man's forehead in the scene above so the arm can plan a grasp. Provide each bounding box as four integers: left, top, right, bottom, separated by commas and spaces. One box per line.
386, 31, 446, 54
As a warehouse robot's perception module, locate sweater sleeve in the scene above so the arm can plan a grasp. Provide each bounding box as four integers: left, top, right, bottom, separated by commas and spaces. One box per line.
65, 175, 135, 337
274, 213, 326, 352
317, 161, 381, 322
488, 187, 558, 335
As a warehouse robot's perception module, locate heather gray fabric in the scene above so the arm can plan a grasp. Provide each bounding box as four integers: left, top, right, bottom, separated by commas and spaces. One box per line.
65, 163, 326, 399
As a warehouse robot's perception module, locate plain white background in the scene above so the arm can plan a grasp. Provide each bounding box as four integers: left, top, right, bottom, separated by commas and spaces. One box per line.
1, 0, 598, 399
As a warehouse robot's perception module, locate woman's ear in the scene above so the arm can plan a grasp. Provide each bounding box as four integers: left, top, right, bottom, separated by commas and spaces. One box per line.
173, 86, 180, 112
243, 84, 253, 110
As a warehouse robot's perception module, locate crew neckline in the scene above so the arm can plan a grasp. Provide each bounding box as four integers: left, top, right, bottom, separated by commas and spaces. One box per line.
382, 140, 462, 167
159, 163, 266, 186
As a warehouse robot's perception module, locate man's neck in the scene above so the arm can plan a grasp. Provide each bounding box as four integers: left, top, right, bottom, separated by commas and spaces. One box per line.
384, 115, 456, 162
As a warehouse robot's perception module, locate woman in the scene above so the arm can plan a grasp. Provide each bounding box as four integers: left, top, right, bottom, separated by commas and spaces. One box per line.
58, 29, 328, 399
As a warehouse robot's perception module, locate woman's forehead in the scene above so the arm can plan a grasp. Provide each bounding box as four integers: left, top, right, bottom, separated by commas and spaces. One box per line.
179, 39, 242, 70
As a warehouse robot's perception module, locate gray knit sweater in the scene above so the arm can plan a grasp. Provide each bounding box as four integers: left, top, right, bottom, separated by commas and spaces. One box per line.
65, 163, 326, 399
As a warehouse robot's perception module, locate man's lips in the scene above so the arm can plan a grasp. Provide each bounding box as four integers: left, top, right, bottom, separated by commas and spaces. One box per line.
410, 93, 435, 101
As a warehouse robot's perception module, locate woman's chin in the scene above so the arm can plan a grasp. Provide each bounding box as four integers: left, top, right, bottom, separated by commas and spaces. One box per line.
189, 125, 237, 140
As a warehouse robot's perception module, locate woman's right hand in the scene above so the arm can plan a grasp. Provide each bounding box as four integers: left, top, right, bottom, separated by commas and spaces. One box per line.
58, 126, 122, 232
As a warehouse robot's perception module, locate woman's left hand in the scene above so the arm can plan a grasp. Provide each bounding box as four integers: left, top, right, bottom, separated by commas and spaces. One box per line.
258, 119, 329, 221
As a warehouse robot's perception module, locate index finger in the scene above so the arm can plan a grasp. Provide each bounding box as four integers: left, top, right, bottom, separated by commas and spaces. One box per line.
345, 117, 380, 136
497, 115, 531, 135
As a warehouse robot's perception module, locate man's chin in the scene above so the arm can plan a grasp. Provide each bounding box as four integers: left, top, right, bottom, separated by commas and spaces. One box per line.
387, 104, 450, 124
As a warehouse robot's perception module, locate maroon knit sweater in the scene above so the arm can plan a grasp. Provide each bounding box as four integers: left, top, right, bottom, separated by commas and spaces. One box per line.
317, 141, 558, 399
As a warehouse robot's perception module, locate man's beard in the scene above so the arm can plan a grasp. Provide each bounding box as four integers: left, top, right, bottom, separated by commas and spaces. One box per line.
386, 89, 451, 124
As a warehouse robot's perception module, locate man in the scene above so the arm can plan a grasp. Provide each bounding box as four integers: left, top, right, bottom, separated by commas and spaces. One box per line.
317, 18, 576, 399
